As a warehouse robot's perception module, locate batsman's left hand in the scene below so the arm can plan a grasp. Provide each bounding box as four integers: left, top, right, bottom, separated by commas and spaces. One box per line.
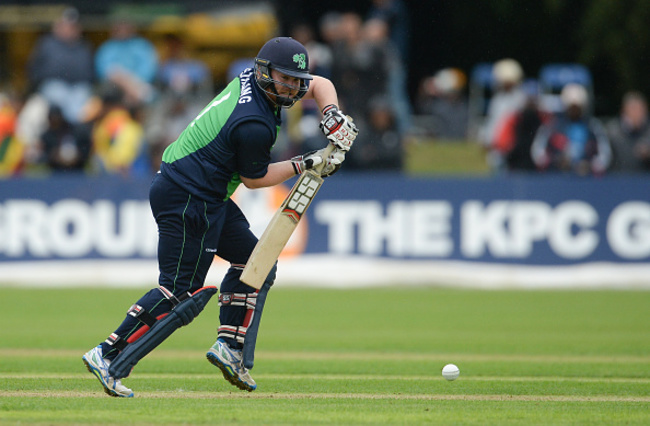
291, 148, 346, 178
319, 105, 358, 151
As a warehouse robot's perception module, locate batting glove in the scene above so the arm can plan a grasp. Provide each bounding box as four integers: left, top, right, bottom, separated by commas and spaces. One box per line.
319, 105, 359, 151
321, 148, 346, 178
291, 148, 346, 178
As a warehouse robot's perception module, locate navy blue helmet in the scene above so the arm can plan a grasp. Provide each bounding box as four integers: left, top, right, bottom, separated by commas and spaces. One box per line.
254, 37, 313, 108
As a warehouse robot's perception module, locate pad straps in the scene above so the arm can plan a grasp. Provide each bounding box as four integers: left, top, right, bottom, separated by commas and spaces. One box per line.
217, 291, 258, 344
218, 292, 257, 309
127, 304, 157, 327
105, 332, 128, 351
217, 325, 248, 344
158, 286, 193, 307
105, 286, 195, 353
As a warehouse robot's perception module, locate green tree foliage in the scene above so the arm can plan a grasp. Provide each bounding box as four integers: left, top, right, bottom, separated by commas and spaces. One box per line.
435, 0, 649, 114
579, 0, 650, 113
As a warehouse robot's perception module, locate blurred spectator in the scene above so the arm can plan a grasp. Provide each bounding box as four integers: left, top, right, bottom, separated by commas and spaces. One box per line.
362, 18, 411, 135
479, 58, 527, 170
318, 11, 343, 46
285, 22, 335, 157
493, 80, 550, 171
330, 13, 389, 122
145, 34, 213, 171
27, 7, 94, 124
367, 0, 410, 66
0, 93, 24, 176
40, 106, 92, 172
347, 96, 403, 170
416, 68, 468, 139
95, 17, 158, 106
90, 85, 146, 175
291, 22, 333, 78
157, 34, 211, 97
145, 94, 205, 171
227, 58, 255, 82
15, 93, 49, 166
606, 91, 650, 172
328, 14, 411, 168
532, 83, 611, 175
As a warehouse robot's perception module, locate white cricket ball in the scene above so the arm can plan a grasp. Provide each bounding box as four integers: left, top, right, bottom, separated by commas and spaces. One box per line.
442, 363, 460, 381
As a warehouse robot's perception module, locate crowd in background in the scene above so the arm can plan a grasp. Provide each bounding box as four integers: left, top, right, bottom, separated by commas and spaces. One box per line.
414, 58, 650, 176
0, 7, 213, 178
1, 0, 649, 179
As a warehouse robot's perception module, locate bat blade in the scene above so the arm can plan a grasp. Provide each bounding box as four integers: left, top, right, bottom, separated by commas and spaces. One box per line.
240, 169, 325, 289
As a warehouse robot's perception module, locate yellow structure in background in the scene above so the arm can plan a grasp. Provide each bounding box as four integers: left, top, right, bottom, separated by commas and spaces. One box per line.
0, 3, 278, 94
146, 6, 278, 84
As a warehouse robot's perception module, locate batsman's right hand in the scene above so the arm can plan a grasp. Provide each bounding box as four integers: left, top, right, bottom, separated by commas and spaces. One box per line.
319, 105, 359, 151
321, 148, 345, 178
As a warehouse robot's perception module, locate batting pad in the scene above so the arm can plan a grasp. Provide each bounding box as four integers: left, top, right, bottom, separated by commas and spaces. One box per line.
108, 286, 218, 379
242, 264, 276, 369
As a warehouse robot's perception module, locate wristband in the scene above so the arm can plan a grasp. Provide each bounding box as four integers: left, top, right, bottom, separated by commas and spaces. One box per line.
291, 159, 302, 175
322, 104, 338, 115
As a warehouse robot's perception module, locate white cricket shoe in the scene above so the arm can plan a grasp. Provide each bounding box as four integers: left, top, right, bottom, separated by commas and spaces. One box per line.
206, 339, 257, 392
82, 345, 134, 398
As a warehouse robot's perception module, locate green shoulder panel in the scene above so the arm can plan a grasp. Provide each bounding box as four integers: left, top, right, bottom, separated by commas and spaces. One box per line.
162, 77, 241, 163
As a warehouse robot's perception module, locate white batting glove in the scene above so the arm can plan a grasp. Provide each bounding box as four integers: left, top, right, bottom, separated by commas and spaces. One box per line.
319, 105, 358, 151
291, 150, 323, 175
291, 148, 346, 178
321, 148, 346, 178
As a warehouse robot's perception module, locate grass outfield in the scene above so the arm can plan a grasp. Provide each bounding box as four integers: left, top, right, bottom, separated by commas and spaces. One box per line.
1, 287, 649, 424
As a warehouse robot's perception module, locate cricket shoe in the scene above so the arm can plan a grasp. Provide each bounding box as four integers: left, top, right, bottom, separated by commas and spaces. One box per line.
82, 345, 134, 398
206, 339, 257, 392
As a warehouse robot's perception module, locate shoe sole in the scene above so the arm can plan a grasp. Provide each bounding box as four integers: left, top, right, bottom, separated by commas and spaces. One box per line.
206, 351, 256, 392
82, 356, 134, 398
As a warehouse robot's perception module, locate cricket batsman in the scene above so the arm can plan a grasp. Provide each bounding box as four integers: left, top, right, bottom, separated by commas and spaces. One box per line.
82, 36, 358, 397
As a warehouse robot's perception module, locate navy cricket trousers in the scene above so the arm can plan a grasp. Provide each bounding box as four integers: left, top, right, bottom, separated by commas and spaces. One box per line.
101, 172, 259, 360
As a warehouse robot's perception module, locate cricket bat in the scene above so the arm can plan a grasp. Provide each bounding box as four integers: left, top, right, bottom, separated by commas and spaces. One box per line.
240, 144, 335, 289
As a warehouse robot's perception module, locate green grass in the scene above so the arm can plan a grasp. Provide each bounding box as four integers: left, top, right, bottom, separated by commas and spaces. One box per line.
1, 287, 649, 424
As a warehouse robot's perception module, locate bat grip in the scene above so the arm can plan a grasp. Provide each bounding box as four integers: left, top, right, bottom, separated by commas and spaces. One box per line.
313, 143, 336, 174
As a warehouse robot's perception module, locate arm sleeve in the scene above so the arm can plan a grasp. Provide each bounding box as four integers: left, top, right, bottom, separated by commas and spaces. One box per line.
231, 120, 275, 179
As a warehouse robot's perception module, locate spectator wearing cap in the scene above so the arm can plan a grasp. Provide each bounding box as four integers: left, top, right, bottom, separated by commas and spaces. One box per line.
416, 68, 468, 140
479, 58, 527, 171
27, 7, 94, 124
531, 83, 611, 175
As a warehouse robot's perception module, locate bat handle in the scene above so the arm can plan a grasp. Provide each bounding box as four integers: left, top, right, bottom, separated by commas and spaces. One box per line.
314, 143, 336, 174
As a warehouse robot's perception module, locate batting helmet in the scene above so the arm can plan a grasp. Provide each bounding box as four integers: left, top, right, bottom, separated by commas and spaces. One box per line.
254, 37, 313, 108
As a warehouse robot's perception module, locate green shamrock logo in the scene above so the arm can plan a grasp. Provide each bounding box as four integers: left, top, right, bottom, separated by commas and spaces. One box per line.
293, 53, 306, 70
